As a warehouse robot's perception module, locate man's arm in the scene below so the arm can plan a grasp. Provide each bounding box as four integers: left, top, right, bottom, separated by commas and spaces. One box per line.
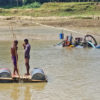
23, 44, 26, 49
11, 48, 13, 56
25, 46, 28, 55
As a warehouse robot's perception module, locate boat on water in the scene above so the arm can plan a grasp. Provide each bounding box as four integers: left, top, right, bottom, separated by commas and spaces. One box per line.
0, 68, 47, 83
57, 34, 100, 49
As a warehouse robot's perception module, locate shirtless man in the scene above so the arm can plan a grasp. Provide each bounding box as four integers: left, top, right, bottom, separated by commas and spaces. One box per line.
23, 39, 31, 75
11, 40, 19, 76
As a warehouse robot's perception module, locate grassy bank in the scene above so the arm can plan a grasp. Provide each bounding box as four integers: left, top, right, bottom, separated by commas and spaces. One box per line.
0, 2, 100, 17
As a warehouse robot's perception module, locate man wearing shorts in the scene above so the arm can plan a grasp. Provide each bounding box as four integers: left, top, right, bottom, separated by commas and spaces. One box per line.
23, 39, 31, 75
11, 40, 19, 76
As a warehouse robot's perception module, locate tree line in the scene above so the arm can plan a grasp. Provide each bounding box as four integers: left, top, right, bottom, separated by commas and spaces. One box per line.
0, 0, 99, 6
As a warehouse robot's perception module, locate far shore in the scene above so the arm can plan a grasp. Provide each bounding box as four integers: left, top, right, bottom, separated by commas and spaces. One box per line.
0, 16, 100, 42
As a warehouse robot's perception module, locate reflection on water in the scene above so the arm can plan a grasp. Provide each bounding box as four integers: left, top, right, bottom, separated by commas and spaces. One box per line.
11, 84, 20, 100
0, 41, 100, 100
0, 83, 46, 100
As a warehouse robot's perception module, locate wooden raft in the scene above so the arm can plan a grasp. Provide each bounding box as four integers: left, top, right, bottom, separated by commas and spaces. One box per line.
0, 75, 48, 83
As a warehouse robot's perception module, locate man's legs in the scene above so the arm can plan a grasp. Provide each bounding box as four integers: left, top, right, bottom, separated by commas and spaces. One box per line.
25, 58, 30, 75
12, 57, 19, 76
15, 67, 19, 76
14, 63, 19, 76
12, 56, 16, 75
13, 67, 16, 75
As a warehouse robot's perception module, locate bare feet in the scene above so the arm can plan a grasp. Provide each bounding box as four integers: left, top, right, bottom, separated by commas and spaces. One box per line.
12, 73, 20, 78
25, 73, 30, 76
12, 73, 16, 76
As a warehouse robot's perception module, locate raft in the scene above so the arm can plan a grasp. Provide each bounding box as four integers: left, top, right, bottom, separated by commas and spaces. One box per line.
0, 68, 47, 83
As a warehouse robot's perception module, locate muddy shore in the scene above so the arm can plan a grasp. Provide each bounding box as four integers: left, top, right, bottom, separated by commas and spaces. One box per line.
0, 16, 100, 42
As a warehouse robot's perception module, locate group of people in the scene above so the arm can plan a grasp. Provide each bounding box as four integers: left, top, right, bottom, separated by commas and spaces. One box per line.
11, 39, 31, 76
62, 34, 84, 47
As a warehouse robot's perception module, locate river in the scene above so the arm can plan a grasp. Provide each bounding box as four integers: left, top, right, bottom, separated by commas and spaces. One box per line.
0, 40, 100, 100
0, 19, 100, 100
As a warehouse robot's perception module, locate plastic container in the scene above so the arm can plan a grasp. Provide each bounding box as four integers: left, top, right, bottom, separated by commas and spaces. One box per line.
31, 68, 46, 80
96, 45, 100, 49
59, 33, 64, 40
0, 68, 11, 78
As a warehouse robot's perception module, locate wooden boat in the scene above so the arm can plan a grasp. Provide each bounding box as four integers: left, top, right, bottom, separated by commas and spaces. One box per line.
0, 75, 47, 83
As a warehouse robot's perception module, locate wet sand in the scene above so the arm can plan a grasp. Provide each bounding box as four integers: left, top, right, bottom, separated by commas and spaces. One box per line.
36, 18, 100, 42
0, 16, 100, 42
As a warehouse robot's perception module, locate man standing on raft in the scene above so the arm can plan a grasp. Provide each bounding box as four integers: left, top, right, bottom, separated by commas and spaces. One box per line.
23, 39, 31, 75
11, 40, 19, 76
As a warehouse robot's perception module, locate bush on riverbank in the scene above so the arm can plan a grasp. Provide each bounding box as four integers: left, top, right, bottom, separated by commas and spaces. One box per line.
21, 2, 41, 8
0, 2, 100, 17
0, 2, 41, 9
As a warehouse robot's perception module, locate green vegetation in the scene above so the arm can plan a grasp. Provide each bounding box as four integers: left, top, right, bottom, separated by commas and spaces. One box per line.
21, 2, 41, 8
0, 2, 100, 17
1, 0, 100, 7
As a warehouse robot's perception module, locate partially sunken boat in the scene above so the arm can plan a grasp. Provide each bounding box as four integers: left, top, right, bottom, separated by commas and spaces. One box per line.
0, 68, 47, 83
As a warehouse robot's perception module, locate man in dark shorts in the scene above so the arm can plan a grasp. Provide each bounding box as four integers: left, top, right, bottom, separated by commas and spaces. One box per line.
11, 40, 19, 76
23, 39, 31, 75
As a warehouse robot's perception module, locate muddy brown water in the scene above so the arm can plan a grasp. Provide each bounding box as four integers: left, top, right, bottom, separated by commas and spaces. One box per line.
0, 40, 100, 100
0, 22, 100, 100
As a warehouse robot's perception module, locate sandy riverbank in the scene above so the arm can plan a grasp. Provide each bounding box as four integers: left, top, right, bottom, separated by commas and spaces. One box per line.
0, 16, 100, 42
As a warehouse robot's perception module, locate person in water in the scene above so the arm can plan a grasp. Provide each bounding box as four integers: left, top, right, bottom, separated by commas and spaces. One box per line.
63, 36, 68, 47
11, 40, 19, 76
63, 34, 73, 47
23, 39, 31, 75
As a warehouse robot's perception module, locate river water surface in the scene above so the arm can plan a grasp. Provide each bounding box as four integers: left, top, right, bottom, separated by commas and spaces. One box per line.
0, 20, 100, 100
0, 40, 100, 100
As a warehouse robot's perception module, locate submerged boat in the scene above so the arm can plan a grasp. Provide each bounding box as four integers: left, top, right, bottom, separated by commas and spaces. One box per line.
0, 68, 47, 83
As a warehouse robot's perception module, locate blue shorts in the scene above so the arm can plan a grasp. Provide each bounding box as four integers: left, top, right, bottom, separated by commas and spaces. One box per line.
12, 56, 17, 67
